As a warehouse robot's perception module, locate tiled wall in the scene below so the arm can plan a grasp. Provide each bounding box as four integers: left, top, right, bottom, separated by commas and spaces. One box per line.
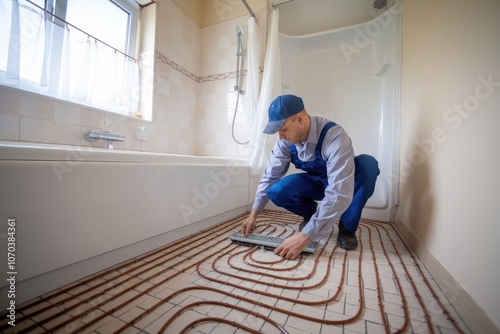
0, 0, 267, 157
196, 10, 267, 157
0, 86, 146, 151
155, 0, 267, 156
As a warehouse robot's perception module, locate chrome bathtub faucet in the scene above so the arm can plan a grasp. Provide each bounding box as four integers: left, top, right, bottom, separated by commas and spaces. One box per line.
84, 129, 126, 150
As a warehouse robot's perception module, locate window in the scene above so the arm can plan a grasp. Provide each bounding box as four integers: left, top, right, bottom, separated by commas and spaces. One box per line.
0, 0, 141, 117
65, 0, 138, 56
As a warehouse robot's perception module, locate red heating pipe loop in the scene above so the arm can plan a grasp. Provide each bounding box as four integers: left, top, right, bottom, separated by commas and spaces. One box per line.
5, 212, 467, 334
374, 222, 466, 334
364, 223, 408, 333
371, 221, 435, 333
196, 237, 348, 304
114, 242, 349, 333
365, 225, 392, 333
230, 228, 332, 276
245, 246, 292, 266
156, 274, 362, 334
8, 218, 246, 333
0, 211, 277, 333
19, 242, 242, 334
207, 232, 338, 292
240, 225, 331, 268
180, 318, 262, 334
10, 213, 282, 324
5, 213, 247, 327
171, 231, 364, 323
163, 301, 289, 334
368, 222, 411, 333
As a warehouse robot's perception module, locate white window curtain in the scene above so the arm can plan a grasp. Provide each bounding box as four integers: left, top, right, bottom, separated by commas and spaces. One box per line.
248, 8, 282, 175
0, 0, 140, 116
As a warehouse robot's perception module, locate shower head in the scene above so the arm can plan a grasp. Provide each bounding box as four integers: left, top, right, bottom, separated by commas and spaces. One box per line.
236, 25, 244, 36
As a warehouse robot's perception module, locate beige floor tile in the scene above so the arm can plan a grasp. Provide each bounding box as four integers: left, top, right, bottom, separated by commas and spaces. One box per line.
3, 211, 472, 334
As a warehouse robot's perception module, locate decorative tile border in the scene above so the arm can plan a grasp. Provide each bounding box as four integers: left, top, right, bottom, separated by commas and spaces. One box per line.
156, 51, 263, 83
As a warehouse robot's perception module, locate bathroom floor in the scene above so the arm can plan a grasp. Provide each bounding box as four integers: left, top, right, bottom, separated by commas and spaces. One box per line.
2, 210, 471, 334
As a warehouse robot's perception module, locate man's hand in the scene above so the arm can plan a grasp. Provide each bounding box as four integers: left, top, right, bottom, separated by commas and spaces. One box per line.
240, 210, 259, 236
274, 232, 312, 260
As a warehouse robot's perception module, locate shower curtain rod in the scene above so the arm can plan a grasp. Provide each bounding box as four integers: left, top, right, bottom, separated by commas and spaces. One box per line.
271, 0, 295, 7
24, 0, 137, 62
240, 0, 257, 22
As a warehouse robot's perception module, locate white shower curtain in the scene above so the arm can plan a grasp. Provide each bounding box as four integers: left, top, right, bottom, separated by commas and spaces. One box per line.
248, 8, 282, 175
244, 16, 259, 143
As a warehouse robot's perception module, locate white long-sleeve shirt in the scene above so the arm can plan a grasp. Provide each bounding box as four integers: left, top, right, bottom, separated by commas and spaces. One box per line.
252, 116, 355, 241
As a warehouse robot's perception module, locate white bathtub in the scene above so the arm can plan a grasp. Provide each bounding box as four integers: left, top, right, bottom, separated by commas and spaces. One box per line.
0, 141, 251, 306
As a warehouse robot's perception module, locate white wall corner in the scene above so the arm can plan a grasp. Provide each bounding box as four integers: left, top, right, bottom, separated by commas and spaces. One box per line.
394, 213, 500, 334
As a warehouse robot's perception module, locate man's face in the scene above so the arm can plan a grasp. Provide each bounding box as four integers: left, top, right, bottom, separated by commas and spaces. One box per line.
277, 114, 302, 144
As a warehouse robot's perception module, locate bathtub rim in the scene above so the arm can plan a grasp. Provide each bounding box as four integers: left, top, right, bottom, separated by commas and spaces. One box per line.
0, 140, 250, 166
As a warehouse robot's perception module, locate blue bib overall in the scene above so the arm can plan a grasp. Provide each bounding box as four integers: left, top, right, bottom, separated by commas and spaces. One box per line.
290, 122, 337, 178
267, 122, 380, 232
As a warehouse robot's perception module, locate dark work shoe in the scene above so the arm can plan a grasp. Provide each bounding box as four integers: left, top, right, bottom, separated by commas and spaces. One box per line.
337, 222, 358, 250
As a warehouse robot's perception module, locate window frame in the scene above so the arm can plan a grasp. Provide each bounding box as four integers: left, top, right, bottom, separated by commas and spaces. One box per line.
58, 0, 140, 58
110, 0, 140, 58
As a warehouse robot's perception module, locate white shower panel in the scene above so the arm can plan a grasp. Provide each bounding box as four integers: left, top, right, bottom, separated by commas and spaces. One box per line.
279, 7, 401, 222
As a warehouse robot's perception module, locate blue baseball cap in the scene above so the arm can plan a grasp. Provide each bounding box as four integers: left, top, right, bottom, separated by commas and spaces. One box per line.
263, 95, 305, 134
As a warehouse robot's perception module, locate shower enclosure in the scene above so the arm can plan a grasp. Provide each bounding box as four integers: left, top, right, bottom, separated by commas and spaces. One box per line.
278, 4, 401, 222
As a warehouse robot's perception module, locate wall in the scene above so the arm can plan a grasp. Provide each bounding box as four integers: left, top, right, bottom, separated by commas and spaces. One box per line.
153, 0, 201, 154
398, 0, 500, 331
171, 0, 203, 26
155, 0, 267, 156
196, 10, 267, 156
0, 86, 147, 151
